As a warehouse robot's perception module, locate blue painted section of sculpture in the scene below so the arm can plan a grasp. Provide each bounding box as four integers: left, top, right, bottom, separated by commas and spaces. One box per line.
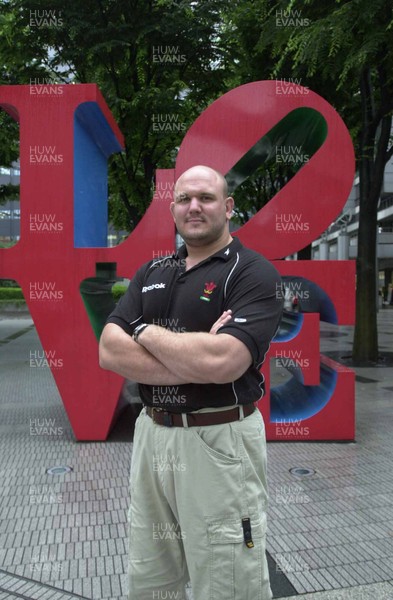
74, 102, 123, 248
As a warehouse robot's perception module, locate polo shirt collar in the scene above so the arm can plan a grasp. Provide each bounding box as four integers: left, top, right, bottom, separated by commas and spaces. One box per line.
176, 236, 242, 262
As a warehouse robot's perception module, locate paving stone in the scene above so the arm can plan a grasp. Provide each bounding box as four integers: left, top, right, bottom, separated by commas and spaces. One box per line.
2, 314, 393, 600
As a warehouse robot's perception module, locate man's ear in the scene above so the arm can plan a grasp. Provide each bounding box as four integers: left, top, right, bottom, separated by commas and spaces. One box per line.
225, 196, 235, 219
170, 201, 176, 222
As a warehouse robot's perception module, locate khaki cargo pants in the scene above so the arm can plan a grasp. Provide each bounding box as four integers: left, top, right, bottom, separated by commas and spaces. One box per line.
128, 405, 272, 600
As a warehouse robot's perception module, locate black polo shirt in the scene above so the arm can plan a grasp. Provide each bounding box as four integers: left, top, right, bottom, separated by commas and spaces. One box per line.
106, 237, 283, 412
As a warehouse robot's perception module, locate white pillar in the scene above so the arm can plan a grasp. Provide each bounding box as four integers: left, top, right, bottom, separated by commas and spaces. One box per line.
338, 232, 349, 260
319, 240, 329, 260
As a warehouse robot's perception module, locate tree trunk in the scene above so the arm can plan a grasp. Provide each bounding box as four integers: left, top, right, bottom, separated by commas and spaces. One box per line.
352, 68, 392, 363
352, 182, 378, 363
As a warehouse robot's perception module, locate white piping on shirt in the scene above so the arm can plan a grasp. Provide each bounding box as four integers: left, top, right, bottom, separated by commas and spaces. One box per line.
223, 252, 240, 299
256, 372, 265, 402
129, 315, 143, 326
149, 256, 172, 268
231, 380, 239, 405
225, 252, 240, 404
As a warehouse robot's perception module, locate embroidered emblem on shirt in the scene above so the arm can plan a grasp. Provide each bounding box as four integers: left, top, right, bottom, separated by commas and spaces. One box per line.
200, 282, 217, 302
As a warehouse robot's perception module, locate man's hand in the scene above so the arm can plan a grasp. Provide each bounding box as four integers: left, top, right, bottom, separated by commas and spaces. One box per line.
209, 310, 232, 334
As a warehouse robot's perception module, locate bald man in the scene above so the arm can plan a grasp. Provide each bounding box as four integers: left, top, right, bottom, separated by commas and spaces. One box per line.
100, 165, 283, 600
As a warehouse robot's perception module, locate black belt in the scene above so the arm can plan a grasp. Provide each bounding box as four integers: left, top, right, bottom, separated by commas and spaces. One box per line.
145, 404, 255, 427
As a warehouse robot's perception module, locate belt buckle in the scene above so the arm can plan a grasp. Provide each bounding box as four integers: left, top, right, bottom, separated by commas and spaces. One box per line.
151, 407, 162, 424
152, 407, 173, 427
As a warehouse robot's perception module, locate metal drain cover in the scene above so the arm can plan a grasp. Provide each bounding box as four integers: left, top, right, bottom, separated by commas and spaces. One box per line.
289, 467, 315, 477
46, 465, 73, 475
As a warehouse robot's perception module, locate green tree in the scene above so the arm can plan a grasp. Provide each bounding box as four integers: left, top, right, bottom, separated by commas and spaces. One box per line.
0, 0, 238, 228
229, 0, 393, 363
0, 111, 19, 204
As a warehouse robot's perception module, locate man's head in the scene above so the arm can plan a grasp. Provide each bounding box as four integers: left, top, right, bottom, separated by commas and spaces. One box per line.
170, 165, 234, 247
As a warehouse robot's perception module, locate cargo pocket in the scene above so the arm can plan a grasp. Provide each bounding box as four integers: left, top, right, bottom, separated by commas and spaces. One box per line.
206, 513, 271, 600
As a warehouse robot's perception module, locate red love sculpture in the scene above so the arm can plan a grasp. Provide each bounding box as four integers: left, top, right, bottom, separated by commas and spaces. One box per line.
0, 81, 355, 441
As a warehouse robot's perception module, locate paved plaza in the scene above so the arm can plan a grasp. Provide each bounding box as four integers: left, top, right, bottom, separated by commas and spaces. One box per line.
0, 309, 392, 599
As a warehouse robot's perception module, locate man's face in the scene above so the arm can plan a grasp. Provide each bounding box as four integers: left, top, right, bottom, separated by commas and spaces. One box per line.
170, 168, 234, 247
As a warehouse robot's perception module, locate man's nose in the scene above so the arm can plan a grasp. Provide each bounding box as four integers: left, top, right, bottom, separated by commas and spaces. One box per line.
189, 197, 202, 211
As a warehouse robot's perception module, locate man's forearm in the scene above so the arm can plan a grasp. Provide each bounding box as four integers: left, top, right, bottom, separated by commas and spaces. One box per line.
137, 324, 250, 384
99, 324, 190, 385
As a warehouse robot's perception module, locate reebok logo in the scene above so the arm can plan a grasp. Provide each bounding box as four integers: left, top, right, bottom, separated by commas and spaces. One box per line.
142, 283, 166, 293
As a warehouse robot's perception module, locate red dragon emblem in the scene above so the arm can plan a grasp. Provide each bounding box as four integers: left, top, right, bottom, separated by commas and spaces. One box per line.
200, 281, 217, 302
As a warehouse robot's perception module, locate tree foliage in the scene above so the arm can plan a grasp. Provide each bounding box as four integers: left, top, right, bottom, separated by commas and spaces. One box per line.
0, 0, 239, 226
229, 0, 393, 362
